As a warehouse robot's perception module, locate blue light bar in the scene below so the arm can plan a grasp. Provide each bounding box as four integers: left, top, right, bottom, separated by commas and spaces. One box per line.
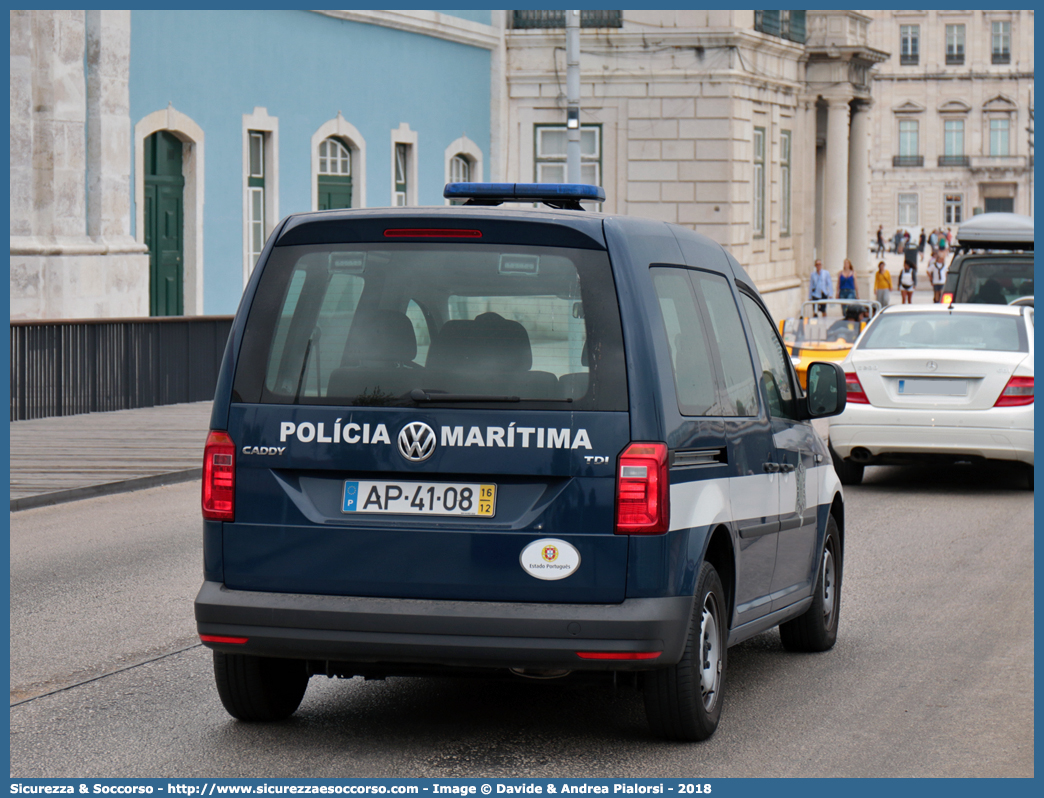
444, 182, 605, 205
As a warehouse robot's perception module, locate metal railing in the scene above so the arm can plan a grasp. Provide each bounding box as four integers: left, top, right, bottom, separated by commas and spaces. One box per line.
10, 315, 234, 421
938, 155, 970, 167
512, 10, 623, 29
893, 155, 924, 167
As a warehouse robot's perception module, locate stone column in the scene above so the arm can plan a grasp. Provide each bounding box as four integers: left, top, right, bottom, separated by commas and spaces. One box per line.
822, 96, 851, 278
85, 10, 137, 245
32, 10, 90, 243
10, 10, 34, 239
488, 10, 508, 182
847, 100, 872, 296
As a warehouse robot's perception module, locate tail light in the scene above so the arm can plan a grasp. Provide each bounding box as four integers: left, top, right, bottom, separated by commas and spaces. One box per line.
200, 634, 248, 645
994, 375, 1034, 407
202, 430, 236, 520
576, 651, 662, 660
942, 292, 954, 305
615, 442, 669, 534
844, 372, 869, 404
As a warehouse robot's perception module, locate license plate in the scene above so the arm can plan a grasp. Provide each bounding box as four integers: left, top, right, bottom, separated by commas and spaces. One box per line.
342, 480, 496, 517
898, 378, 967, 396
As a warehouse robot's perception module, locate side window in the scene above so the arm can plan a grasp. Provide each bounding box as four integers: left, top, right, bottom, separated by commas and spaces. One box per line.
651, 268, 720, 416
690, 272, 759, 416
739, 293, 798, 420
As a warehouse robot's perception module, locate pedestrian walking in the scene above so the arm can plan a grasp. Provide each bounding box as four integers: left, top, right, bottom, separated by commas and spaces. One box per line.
927, 250, 949, 303
809, 259, 832, 317
876, 225, 885, 256
836, 258, 858, 313
899, 261, 916, 304
903, 237, 919, 288
918, 230, 927, 262
893, 228, 903, 254
874, 261, 892, 307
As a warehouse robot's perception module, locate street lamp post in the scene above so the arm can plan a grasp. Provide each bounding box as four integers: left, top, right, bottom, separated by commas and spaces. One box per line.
565, 9, 581, 184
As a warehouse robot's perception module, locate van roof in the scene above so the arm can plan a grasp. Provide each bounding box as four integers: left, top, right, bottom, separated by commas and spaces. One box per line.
956, 212, 1033, 250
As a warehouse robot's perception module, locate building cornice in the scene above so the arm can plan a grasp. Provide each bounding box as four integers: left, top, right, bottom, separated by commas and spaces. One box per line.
873, 71, 1034, 82
10, 236, 148, 256
311, 10, 500, 50
509, 68, 804, 97
805, 45, 889, 66
507, 27, 806, 59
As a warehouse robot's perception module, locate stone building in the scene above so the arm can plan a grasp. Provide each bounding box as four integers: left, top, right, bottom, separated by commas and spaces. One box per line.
10, 11, 150, 319
12, 10, 904, 320
864, 10, 1034, 237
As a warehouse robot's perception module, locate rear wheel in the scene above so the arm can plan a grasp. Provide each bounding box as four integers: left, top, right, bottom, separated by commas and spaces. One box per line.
829, 443, 864, 485
643, 562, 727, 741
213, 652, 309, 721
780, 515, 841, 652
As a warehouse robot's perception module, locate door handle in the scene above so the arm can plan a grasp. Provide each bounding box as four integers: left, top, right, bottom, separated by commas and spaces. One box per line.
763, 462, 781, 473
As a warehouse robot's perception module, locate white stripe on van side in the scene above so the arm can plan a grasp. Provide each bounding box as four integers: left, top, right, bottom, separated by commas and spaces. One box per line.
668, 465, 837, 533
668, 476, 734, 533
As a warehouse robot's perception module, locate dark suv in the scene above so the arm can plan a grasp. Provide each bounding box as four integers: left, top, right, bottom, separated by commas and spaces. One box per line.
195, 183, 848, 741
941, 212, 1034, 306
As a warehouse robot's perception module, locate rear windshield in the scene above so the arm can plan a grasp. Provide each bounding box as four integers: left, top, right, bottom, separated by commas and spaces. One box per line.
858, 312, 1028, 353
956, 259, 1035, 304
232, 243, 627, 410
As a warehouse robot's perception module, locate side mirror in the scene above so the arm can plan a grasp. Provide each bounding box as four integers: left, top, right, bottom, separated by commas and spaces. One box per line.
804, 361, 847, 418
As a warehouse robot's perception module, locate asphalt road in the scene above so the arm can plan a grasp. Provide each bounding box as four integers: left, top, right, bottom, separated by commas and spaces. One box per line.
9, 464, 1034, 778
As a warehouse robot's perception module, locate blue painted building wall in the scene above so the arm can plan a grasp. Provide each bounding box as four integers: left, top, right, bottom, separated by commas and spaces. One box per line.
129, 10, 492, 314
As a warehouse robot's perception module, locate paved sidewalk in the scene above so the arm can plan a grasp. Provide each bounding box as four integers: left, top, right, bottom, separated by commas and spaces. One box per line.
10, 401, 213, 511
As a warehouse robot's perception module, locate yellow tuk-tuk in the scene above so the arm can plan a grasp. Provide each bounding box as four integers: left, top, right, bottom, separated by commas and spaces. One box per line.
780, 299, 881, 388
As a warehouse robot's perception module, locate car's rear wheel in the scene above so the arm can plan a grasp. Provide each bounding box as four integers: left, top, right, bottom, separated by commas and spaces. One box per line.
643, 562, 726, 741
779, 515, 841, 652
829, 443, 864, 485
213, 652, 309, 721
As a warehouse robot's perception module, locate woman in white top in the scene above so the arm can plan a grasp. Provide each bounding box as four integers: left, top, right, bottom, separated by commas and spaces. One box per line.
899, 262, 916, 304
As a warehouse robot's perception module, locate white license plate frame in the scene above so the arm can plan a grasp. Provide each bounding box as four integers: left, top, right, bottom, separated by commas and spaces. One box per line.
897, 378, 967, 396
342, 480, 496, 517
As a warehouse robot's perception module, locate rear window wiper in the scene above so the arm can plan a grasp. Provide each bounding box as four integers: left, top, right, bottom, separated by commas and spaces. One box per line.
408, 389, 573, 404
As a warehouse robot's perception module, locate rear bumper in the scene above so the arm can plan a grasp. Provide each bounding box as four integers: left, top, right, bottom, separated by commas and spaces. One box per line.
829, 406, 1033, 465
194, 581, 693, 671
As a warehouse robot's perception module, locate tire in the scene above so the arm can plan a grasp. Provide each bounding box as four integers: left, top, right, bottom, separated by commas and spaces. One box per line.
779, 515, 842, 653
829, 443, 864, 486
213, 652, 309, 721
1023, 465, 1034, 491
643, 562, 727, 742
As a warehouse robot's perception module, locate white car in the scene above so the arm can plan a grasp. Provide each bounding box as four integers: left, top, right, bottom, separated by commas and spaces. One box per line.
828, 304, 1034, 487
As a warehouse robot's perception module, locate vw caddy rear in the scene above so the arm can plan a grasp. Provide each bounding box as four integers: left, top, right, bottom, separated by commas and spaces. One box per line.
196, 183, 848, 741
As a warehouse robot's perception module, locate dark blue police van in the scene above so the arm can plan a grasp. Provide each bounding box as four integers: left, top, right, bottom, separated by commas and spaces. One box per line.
195, 183, 848, 741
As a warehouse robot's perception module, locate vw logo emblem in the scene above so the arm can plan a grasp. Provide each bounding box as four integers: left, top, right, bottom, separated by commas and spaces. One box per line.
398, 421, 436, 462
926, 361, 938, 372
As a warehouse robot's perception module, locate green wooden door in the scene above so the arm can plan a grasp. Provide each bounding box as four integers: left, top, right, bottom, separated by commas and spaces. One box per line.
318, 174, 353, 210
144, 131, 185, 316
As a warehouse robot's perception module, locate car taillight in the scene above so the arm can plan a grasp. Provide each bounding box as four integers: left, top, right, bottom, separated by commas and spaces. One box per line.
615, 442, 669, 535
844, 372, 869, 404
994, 375, 1034, 407
202, 430, 236, 521
941, 292, 954, 305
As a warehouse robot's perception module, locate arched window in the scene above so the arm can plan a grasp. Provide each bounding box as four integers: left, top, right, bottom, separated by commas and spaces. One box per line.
450, 154, 471, 183
319, 138, 351, 176
318, 137, 352, 210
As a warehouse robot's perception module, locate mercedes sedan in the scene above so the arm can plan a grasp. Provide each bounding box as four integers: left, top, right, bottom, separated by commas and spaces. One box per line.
828, 304, 1033, 488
